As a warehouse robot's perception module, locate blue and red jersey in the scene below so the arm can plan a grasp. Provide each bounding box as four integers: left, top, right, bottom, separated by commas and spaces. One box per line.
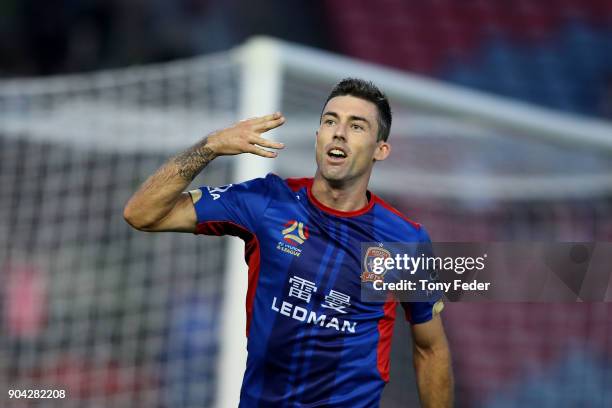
190, 173, 440, 408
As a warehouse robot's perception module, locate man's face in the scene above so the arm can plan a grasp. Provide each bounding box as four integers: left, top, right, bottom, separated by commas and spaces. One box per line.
316, 95, 389, 185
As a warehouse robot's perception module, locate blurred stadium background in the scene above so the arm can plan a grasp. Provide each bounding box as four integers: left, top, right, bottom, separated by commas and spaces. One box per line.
1, 1, 612, 407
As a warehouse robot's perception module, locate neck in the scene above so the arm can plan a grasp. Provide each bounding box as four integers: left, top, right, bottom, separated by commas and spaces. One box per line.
311, 172, 370, 212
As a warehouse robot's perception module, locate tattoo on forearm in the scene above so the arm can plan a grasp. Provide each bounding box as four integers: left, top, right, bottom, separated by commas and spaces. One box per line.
173, 139, 215, 181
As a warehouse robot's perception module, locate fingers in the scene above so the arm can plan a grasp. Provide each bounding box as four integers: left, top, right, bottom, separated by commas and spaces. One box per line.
251, 136, 284, 150
253, 114, 285, 132
251, 112, 283, 124
247, 145, 278, 158
236, 112, 285, 158
239, 113, 278, 124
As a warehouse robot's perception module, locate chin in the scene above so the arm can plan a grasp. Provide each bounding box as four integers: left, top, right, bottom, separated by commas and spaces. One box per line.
321, 170, 350, 185
320, 166, 344, 179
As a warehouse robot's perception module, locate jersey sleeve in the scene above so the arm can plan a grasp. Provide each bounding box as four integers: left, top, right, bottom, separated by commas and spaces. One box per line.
401, 227, 445, 324
189, 173, 275, 236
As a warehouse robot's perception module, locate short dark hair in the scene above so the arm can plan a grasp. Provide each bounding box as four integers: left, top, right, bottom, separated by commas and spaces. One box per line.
322, 78, 392, 142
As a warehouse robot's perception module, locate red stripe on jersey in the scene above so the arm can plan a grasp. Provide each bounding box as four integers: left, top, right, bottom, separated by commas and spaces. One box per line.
195, 221, 261, 337
372, 195, 421, 230
286, 177, 377, 217
377, 299, 397, 382
307, 184, 376, 217
285, 177, 312, 192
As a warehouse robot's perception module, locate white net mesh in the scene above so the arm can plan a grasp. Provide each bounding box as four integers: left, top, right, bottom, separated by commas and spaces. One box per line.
0, 54, 239, 408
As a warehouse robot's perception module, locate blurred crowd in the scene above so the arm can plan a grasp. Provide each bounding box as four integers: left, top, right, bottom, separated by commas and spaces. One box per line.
0, 0, 329, 76
2, 0, 611, 119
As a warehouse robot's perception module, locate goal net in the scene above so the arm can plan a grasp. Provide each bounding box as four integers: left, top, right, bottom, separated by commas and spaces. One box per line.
0, 53, 239, 408
1, 37, 611, 408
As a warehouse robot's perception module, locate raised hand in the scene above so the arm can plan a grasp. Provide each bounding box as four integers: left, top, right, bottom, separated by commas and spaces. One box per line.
207, 112, 286, 158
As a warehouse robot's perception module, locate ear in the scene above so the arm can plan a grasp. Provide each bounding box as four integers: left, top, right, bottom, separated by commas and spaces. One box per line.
373, 141, 391, 161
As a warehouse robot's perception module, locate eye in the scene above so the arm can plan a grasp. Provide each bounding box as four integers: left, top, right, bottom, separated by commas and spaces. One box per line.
324, 119, 335, 126
351, 123, 364, 131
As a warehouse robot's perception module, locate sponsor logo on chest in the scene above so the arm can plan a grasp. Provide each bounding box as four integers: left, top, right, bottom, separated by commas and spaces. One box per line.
271, 275, 357, 333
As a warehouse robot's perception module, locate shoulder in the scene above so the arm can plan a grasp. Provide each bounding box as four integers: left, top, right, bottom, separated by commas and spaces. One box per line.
204, 173, 283, 203
238, 173, 302, 200
236, 173, 284, 192
371, 193, 424, 235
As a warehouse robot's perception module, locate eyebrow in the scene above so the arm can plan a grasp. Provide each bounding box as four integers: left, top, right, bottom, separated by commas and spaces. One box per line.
322, 111, 371, 127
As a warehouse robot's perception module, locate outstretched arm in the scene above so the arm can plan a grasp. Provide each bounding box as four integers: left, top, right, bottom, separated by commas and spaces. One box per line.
123, 112, 285, 232
411, 313, 454, 408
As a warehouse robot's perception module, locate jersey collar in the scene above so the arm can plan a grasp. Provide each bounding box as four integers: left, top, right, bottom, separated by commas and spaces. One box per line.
306, 179, 375, 218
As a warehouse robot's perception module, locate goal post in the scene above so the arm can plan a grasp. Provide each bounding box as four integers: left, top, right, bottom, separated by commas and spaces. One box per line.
215, 38, 283, 408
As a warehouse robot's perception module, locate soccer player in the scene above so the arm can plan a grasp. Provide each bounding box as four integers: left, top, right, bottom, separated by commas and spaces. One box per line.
124, 78, 453, 407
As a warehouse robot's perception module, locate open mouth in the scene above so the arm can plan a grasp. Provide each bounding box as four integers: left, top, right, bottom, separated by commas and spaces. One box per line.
327, 147, 347, 159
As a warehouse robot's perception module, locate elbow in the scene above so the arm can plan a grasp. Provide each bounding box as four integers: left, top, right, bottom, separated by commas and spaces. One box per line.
123, 203, 150, 231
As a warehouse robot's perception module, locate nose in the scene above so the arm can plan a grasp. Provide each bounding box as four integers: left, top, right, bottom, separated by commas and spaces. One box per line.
333, 123, 347, 142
